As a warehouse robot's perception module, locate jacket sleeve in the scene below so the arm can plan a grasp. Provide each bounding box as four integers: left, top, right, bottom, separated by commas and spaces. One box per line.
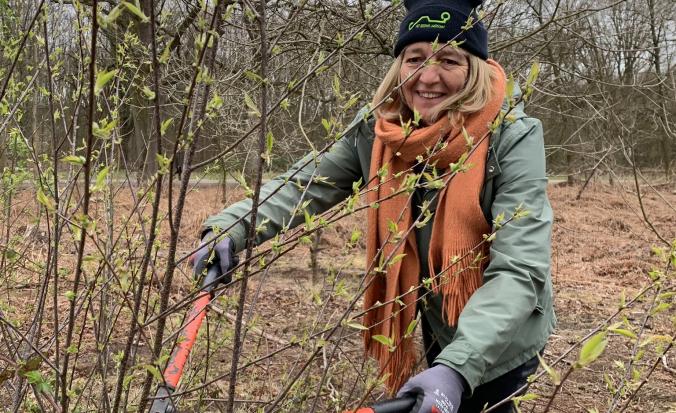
202, 115, 366, 253
434, 116, 553, 392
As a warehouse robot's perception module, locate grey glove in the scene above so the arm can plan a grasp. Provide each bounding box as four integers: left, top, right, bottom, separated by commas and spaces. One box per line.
191, 231, 238, 286
396, 364, 465, 413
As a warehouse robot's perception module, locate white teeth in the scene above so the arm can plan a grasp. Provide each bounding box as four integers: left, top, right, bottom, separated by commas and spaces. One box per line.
418, 92, 444, 99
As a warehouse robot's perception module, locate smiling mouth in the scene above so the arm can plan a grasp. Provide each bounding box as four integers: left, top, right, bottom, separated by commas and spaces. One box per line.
417, 91, 446, 99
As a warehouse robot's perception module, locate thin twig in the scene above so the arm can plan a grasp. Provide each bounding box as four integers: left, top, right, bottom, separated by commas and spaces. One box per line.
60, 1, 98, 409
225, 1, 268, 411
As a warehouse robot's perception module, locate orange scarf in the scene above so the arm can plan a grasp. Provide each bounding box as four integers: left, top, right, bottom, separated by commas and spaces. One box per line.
363, 60, 507, 392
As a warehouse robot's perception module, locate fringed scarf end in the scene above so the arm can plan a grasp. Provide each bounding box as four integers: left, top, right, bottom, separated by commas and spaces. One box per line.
439, 245, 489, 325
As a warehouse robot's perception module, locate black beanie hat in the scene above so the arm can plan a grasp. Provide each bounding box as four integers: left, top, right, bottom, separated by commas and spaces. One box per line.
394, 0, 488, 60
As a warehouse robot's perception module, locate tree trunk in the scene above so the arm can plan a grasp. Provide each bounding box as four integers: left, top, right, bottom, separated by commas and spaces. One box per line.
111, 2, 157, 179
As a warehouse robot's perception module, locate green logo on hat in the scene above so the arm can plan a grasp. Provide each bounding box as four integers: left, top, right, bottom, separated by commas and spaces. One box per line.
408, 11, 451, 30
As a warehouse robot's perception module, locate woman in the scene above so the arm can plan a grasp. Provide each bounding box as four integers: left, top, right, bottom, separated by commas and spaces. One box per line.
194, 0, 555, 412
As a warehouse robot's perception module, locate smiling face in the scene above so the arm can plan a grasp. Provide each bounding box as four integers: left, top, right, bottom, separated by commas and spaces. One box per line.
399, 42, 469, 124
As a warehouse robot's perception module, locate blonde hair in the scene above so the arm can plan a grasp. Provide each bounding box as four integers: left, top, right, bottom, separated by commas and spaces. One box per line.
371, 47, 496, 128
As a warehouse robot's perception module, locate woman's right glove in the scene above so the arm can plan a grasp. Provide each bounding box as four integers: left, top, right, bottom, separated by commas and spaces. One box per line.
191, 231, 238, 286
396, 364, 465, 413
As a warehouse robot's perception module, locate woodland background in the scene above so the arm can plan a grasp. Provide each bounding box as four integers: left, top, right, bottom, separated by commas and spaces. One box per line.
0, 0, 674, 412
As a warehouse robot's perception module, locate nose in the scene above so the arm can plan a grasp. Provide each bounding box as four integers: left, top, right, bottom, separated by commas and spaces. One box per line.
417, 63, 441, 85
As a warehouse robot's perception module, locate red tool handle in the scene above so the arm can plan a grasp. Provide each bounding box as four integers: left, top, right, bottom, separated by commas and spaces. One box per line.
163, 291, 210, 388
149, 265, 221, 413
345, 396, 417, 413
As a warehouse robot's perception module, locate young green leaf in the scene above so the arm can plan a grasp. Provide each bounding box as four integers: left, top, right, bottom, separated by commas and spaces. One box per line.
95, 69, 118, 95
256, 218, 269, 234
142, 85, 155, 100
377, 163, 389, 179
22, 370, 52, 394
345, 321, 369, 331
482, 232, 496, 242
350, 229, 362, 245
156, 153, 170, 175
537, 353, 561, 385
404, 319, 418, 337
400, 116, 412, 137
371, 334, 394, 349
266, 131, 274, 156
409, 109, 421, 127
234, 173, 253, 197
121, 1, 149, 22
101, 4, 123, 28
142, 364, 162, 382
304, 209, 315, 230
575, 332, 608, 368
342, 93, 360, 111
517, 393, 538, 402
650, 302, 671, 316
415, 208, 432, 228
207, 93, 224, 112
512, 392, 538, 413
321, 118, 331, 133
92, 123, 106, 140
430, 35, 440, 52
505, 75, 515, 103
62, 155, 86, 166
607, 327, 637, 340
526, 61, 541, 86
461, 127, 473, 148
335, 32, 345, 46
159, 39, 173, 64
93, 118, 118, 140
37, 188, 55, 212
244, 69, 264, 83
160, 118, 173, 136
493, 211, 506, 229
244, 92, 260, 117
618, 289, 626, 309
461, 15, 475, 31
92, 166, 109, 192
332, 74, 342, 100
388, 253, 406, 267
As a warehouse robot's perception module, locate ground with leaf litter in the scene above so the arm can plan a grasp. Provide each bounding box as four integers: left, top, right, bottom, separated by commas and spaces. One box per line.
175, 180, 675, 412
2, 180, 674, 412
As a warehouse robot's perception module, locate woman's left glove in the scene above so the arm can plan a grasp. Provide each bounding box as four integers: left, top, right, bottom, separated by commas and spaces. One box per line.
396, 364, 465, 413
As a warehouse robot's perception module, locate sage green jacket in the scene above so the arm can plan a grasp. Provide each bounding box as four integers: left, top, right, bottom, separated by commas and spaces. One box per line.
203, 98, 556, 393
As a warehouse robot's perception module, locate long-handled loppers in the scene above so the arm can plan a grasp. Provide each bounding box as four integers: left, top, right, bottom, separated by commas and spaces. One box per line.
147, 260, 415, 413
